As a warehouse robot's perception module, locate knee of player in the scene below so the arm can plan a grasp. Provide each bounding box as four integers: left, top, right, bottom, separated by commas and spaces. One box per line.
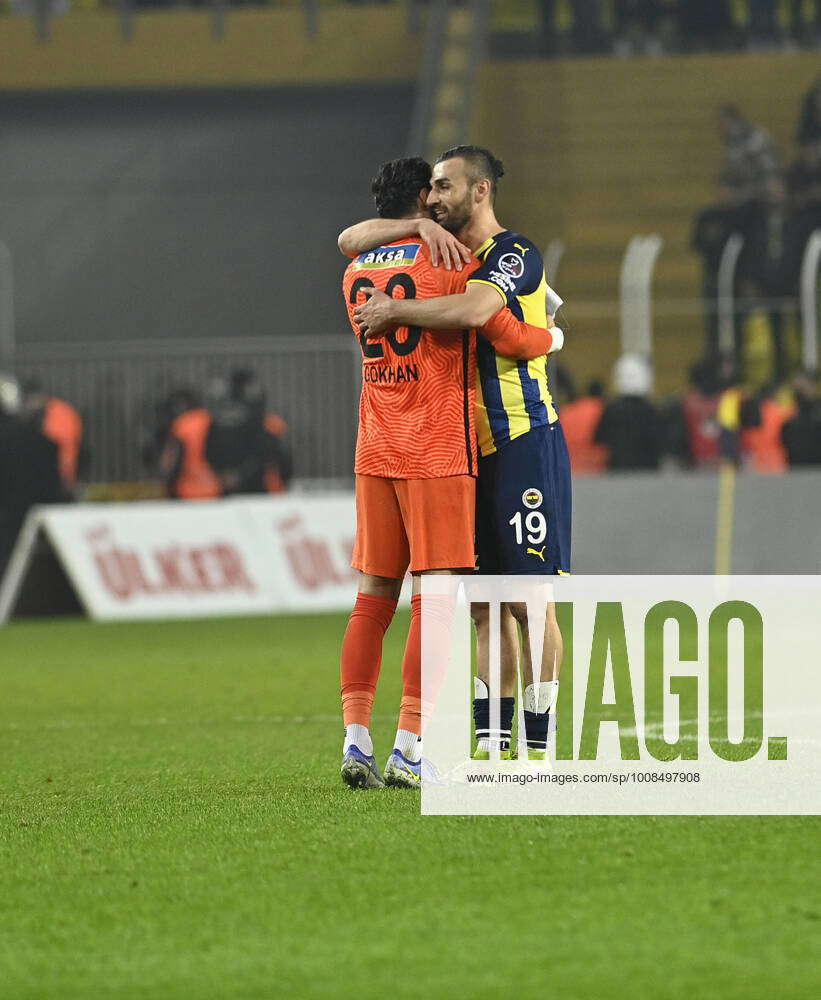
505, 601, 529, 625
358, 572, 403, 602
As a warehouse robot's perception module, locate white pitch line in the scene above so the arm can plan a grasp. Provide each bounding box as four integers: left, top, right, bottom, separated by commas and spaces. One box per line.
2, 712, 818, 746
0, 713, 397, 733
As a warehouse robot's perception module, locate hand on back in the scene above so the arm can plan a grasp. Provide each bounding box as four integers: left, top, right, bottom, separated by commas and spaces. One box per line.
417, 218, 473, 271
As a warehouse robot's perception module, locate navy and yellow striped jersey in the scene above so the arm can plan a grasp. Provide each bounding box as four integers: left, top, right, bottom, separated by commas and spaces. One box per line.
467, 230, 558, 456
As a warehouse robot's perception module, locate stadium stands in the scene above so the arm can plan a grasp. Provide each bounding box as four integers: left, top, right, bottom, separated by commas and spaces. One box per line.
473, 50, 821, 391
1, 7, 819, 483
0, 5, 421, 90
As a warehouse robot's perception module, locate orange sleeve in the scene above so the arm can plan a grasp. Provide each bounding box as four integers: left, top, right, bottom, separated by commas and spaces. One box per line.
480, 308, 553, 360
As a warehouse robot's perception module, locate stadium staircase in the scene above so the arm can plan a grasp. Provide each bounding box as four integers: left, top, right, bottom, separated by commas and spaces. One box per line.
410, 0, 492, 163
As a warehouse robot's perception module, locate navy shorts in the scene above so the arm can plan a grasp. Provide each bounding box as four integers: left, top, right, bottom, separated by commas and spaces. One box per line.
475, 421, 572, 575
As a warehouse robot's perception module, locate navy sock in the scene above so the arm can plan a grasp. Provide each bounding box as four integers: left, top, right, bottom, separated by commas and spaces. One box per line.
524, 709, 550, 752
473, 696, 515, 751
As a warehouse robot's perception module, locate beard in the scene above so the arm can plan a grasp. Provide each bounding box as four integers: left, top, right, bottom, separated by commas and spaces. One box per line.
432, 194, 473, 234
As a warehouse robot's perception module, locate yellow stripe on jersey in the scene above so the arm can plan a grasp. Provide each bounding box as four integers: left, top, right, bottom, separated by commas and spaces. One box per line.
470, 235, 558, 455
495, 353, 531, 447
469, 278, 508, 307
515, 268, 558, 437
518, 273, 548, 326
475, 236, 495, 257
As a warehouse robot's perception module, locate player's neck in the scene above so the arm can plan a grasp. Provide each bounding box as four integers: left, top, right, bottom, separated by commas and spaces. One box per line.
458, 213, 505, 252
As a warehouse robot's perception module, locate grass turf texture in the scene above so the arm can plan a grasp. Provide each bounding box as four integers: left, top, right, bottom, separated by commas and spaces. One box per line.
1, 613, 818, 999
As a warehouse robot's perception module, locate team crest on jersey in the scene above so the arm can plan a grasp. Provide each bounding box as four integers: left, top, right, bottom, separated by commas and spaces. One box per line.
498, 253, 525, 279
352, 244, 422, 270
522, 488, 543, 509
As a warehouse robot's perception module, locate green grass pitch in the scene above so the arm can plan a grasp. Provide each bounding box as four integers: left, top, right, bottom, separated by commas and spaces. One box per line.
0, 613, 818, 999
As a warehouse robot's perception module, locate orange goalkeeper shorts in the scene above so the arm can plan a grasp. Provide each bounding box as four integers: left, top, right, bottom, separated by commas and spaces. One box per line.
352, 474, 476, 578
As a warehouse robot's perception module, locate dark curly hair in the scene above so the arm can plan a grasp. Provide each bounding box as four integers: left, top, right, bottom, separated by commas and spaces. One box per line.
371, 157, 432, 218
435, 145, 505, 199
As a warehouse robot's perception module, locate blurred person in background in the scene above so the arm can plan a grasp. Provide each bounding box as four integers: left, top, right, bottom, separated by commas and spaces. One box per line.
785, 136, 821, 277
560, 378, 608, 475
716, 104, 783, 213
205, 369, 291, 496
716, 355, 761, 464
796, 76, 821, 147
740, 380, 795, 472
159, 388, 222, 501
595, 353, 664, 470
737, 176, 792, 379
679, 354, 724, 468
262, 409, 293, 494
0, 374, 64, 577
547, 360, 577, 410
771, 77, 821, 293
139, 389, 182, 474
693, 105, 783, 356
658, 391, 691, 469
781, 370, 821, 466
21, 378, 84, 496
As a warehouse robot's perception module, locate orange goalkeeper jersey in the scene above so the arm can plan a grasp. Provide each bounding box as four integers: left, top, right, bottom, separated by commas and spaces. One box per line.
343, 239, 479, 479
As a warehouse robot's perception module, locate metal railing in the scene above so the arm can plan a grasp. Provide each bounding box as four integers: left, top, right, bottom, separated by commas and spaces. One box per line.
619, 234, 663, 357
10, 334, 361, 485
3, 229, 819, 489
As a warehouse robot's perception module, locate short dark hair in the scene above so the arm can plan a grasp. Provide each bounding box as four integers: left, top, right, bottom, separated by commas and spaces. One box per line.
435, 145, 505, 197
371, 157, 432, 218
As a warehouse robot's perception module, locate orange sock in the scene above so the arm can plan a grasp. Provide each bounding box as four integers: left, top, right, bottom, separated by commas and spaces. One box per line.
408, 591, 457, 735
398, 595, 423, 734
340, 592, 397, 727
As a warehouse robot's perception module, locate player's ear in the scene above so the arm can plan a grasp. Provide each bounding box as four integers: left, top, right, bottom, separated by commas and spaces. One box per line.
417, 187, 430, 212
475, 178, 491, 204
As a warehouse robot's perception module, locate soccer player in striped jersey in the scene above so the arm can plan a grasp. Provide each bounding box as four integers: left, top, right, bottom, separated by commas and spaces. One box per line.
338, 157, 554, 789
353, 146, 570, 762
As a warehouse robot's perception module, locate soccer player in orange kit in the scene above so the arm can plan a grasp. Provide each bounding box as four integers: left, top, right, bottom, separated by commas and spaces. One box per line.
339, 157, 555, 788
352, 147, 570, 765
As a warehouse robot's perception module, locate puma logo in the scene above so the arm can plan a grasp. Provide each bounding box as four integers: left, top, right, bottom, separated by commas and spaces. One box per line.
527, 546, 547, 561
514, 243, 531, 256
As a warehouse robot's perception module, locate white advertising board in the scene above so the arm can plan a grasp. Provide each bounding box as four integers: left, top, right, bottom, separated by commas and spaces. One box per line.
231, 495, 362, 613
0, 495, 366, 623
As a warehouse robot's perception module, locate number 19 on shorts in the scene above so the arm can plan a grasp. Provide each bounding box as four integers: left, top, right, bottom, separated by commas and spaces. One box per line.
509, 510, 547, 546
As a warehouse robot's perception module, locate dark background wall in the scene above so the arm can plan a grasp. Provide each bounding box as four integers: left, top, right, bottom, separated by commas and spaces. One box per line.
0, 87, 414, 345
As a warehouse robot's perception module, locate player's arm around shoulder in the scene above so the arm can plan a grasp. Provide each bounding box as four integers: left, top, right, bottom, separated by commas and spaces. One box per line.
471, 237, 564, 360
480, 309, 555, 361
354, 280, 504, 336
338, 218, 418, 257
337, 217, 472, 270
